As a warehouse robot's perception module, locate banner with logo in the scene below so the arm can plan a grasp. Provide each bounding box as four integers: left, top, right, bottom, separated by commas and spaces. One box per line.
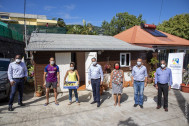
168, 53, 185, 89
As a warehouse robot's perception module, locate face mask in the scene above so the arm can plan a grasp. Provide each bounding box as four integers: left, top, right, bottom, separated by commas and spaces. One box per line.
50, 61, 55, 65
161, 64, 166, 68
115, 66, 119, 70
137, 61, 142, 66
92, 61, 97, 66
70, 67, 74, 70
15, 59, 21, 63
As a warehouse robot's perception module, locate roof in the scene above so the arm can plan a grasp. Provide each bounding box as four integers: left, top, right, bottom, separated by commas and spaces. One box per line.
114, 26, 189, 46
0, 12, 47, 19
26, 33, 153, 51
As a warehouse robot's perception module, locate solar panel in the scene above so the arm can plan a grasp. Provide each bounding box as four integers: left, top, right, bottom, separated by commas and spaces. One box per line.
144, 29, 167, 37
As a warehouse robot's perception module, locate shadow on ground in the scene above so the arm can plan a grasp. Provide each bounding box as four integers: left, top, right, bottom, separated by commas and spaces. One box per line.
118, 117, 139, 126
173, 89, 189, 124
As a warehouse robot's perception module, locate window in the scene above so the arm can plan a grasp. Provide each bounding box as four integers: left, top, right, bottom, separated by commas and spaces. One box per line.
0, 16, 9, 19
120, 53, 131, 67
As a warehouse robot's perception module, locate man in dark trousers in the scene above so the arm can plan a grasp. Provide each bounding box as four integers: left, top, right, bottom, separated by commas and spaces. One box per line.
155, 60, 172, 112
8, 55, 27, 111
88, 57, 103, 107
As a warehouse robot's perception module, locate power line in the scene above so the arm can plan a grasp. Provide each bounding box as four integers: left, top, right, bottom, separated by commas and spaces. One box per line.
158, 0, 164, 24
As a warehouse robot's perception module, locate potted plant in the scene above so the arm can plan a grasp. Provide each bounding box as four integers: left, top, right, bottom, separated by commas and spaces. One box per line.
180, 64, 189, 93
27, 65, 34, 86
148, 57, 159, 84
148, 71, 156, 84
36, 85, 42, 97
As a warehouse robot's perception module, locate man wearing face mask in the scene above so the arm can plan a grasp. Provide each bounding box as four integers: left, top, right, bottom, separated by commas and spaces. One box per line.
43, 57, 60, 106
155, 60, 172, 112
7, 55, 28, 111
131, 58, 147, 109
88, 57, 103, 107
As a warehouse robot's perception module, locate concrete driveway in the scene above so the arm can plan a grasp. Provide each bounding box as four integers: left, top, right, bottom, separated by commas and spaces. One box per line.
0, 85, 188, 126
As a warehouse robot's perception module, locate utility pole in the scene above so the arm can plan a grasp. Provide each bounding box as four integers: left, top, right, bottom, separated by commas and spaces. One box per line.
24, 0, 27, 47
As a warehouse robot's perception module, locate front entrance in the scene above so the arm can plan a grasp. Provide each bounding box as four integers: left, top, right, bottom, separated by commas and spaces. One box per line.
76, 52, 86, 90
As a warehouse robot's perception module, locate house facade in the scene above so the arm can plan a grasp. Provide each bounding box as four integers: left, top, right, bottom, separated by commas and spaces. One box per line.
0, 12, 57, 26
114, 24, 189, 69
26, 33, 153, 92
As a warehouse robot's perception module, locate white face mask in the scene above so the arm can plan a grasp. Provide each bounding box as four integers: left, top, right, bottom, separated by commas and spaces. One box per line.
15, 59, 21, 63
92, 61, 97, 66
70, 67, 74, 70
161, 64, 166, 68
137, 61, 142, 66
50, 61, 55, 65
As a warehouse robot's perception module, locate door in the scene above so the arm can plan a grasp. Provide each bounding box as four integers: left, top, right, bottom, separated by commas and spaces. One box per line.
55, 52, 71, 92
85, 52, 97, 90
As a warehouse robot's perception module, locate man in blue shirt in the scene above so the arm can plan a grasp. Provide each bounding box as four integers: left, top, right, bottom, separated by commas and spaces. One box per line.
155, 60, 172, 112
7, 55, 27, 111
131, 58, 148, 109
88, 57, 103, 107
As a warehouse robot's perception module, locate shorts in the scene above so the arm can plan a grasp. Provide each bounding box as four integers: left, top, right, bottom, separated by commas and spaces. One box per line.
46, 82, 57, 88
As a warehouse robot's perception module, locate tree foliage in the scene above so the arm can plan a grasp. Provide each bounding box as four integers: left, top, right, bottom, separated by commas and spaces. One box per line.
101, 12, 145, 36
57, 18, 66, 27
66, 20, 97, 35
157, 14, 189, 40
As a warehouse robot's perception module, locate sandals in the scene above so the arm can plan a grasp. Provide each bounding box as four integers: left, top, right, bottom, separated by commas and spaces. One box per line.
68, 102, 72, 105
55, 102, 59, 106
44, 103, 49, 106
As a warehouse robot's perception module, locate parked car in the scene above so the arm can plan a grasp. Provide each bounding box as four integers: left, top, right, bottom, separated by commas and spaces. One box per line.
0, 58, 11, 101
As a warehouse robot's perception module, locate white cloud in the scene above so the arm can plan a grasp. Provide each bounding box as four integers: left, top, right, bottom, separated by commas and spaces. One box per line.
44, 5, 56, 11
57, 12, 80, 20
64, 4, 75, 11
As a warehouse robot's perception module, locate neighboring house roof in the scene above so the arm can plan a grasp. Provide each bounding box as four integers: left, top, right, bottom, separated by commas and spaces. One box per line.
0, 12, 47, 19
114, 26, 189, 46
26, 33, 153, 51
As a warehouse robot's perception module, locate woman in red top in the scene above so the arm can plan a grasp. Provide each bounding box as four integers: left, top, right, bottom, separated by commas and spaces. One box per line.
110, 62, 125, 106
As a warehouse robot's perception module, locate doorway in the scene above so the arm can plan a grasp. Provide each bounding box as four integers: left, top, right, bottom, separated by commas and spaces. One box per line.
75, 52, 86, 90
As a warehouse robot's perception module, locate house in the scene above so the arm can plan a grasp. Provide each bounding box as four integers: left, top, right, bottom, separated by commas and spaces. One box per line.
26, 33, 153, 92
0, 12, 57, 26
114, 24, 189, 69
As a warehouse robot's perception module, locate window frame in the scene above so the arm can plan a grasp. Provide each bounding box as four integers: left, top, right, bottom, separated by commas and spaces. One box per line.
120, 53, 131, 67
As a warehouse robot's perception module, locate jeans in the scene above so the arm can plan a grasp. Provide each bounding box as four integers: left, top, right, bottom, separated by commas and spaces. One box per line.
91, 79, 100, 103
157, 83, 168, 108
134, 81, 144, 105
9, 78, 24, 106
69, 89, 78, 102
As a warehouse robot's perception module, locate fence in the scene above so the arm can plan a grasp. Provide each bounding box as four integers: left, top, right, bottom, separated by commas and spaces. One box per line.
0, 24, 23, 42
8, 24, 67, 36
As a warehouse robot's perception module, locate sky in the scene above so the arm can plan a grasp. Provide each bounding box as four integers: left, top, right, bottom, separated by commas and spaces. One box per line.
0, 0, 189, 26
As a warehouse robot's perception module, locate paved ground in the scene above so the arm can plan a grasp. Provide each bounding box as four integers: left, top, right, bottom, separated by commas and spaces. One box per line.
0, 85, 189, 126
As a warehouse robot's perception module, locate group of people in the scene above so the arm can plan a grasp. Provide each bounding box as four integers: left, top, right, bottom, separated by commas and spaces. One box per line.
7, 55, 172, 112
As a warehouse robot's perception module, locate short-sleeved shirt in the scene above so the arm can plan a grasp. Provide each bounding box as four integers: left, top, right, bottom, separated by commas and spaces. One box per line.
44, 64, 59, 82
132, 65, 148, 81
112, 69, 123, 84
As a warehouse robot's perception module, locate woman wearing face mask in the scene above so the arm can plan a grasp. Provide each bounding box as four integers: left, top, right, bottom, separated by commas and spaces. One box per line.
64, 62, 80, 105
110, 62, 125, 106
